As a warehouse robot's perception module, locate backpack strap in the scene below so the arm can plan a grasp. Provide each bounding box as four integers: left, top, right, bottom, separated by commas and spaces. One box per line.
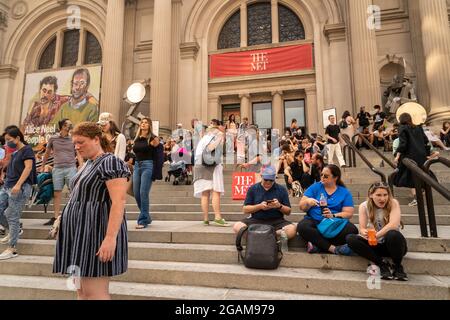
236, 225, 248, 263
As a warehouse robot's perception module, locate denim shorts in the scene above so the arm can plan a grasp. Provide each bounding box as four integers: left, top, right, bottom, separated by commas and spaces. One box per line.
52, 166, 77, 191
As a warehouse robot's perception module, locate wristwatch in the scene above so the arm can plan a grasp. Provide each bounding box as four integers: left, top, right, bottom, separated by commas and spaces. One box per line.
332, 214, 336, 218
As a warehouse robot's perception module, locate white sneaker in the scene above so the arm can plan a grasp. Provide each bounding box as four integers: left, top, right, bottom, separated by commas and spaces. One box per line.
0, 234, 10, 245
408, 199, 418, 207
0, 248, 18, 260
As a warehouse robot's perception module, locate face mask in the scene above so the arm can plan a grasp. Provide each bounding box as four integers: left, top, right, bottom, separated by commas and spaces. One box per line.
7, 141, 17, 149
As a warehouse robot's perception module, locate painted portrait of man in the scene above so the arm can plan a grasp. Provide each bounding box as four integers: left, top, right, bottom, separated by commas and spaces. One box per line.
51, 68, 99, 125
22, 76, 69, 128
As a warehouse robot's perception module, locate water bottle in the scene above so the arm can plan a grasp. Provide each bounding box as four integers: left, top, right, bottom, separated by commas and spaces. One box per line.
319, 193, 328, 215
280, 229, 289, 252
367, 222, 378, 246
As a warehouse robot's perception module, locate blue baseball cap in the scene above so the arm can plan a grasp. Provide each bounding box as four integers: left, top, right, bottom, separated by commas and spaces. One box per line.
261, 165, 277, 181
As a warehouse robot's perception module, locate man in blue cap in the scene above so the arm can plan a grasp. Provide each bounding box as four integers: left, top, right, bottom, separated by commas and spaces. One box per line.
233, 165, 297, 240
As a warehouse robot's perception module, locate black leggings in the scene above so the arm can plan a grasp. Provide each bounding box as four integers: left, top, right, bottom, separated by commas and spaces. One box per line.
346, 230, 408, 266
297, 218, 358, 252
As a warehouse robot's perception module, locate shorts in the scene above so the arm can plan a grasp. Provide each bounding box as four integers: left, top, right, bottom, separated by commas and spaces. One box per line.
241, 216, 293, 231
52, 166, 77, 191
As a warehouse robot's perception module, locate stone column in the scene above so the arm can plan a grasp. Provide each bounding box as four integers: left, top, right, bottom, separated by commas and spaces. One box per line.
271, 91, 284, 133
150, 0, 172, 132
53, 30, 64, 69
418, 0, 450, 124
271, 0, 279, 44
77, 27, 86, 66
408, 0, 430, 110
240, 1, 247, 47
305, 87, 319, 134
100, 0, 125, 117
207, 95, 221, 123
0, 9, 7, 63
170, 0, 182, 129
239, 93, 251, 123
348, 0, 381, 110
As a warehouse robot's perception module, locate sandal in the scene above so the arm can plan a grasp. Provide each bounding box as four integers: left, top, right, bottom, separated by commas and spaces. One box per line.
135, 224, 147, 229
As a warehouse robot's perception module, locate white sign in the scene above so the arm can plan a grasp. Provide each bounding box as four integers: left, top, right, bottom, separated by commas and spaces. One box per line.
322, 108, 337, 129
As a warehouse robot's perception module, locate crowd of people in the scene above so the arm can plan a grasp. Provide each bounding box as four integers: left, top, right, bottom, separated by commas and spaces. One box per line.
0, 103, 449, 299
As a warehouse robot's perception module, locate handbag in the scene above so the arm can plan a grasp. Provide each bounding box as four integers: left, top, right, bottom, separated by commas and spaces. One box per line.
202, 136, 220, 167
317, 217, 349, 239
127, 176, 134, 197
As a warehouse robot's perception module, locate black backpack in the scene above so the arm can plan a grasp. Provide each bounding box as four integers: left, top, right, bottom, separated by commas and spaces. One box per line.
339, 120, 348, 129
236, 224, 283, 270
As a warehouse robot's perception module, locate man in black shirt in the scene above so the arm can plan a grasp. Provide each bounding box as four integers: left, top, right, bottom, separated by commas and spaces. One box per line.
325, 115, 346, 167
372, 105, 387, 131
356, 106, 371, 132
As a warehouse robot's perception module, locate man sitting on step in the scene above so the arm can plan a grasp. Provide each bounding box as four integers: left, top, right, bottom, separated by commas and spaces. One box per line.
233, 165, 297, 241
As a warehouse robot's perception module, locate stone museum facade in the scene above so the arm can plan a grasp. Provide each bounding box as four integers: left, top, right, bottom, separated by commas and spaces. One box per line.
0, 0, 449, 135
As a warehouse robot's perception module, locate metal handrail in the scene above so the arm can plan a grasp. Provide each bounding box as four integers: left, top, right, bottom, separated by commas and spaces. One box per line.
341, 134, 387, 183
351, 133, 397, 169
402, 158, 450, 237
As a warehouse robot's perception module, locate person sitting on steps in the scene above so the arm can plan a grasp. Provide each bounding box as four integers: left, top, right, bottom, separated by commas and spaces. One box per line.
346, 182, 408, 281
233, 165, 297, 241
297, 164, 358, 255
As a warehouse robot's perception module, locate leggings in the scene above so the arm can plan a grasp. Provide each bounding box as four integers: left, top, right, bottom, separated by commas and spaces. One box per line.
297, 218, 358, 251
346, 230, 408, 266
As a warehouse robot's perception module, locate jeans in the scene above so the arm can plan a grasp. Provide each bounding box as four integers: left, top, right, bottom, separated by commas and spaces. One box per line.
133, 160, 154, 226
0, 184, 32, 248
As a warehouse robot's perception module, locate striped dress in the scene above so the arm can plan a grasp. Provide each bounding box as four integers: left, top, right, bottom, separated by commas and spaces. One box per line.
53, 153, 131, 277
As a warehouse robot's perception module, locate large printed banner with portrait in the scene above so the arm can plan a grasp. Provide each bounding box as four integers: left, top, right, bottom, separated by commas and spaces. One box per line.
21, 65, 102, 150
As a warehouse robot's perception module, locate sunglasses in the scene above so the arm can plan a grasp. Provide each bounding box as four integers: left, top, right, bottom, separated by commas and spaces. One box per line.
262, 179, 275, 183
320, 174, 330, 179
369, 182, 390, 191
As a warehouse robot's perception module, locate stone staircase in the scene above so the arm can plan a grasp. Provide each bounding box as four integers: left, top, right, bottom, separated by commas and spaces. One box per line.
0, 150, 449, 300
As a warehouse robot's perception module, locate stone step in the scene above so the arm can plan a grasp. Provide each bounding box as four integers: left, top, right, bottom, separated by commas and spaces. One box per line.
32, 194, 450, 205
0, 275, 355, 300
21, 210, 450, 225
0, 256, 448, 300
9, 240, 450, 276
18, 219, 450, 253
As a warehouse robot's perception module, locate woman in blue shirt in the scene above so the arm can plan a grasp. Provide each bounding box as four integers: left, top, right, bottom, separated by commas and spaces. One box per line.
297, 164, 357, 255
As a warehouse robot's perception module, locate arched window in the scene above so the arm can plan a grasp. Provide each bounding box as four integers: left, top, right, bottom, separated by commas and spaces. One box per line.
61, 29, 80, 67
38, 29, 102, 70
38, 36, 56, 70
247, 2, 272, 46
217, 2, 306, 50
279, 5, 305, 42
218, 10, 241, 50
85, 31, 102, 64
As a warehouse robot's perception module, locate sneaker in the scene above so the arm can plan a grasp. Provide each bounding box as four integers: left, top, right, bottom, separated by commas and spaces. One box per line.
379, 262, 393, 280
203, 220, 210, 226
43, 217, 56, 226
0, 228, 5, 236
408, 199, 418, 207
0, 234, 9, 245
306, 241, 320, 254
213, 218, 229, 227
334, 244, 354, 256
0, 248, 18, 260
393, 264, 408, 281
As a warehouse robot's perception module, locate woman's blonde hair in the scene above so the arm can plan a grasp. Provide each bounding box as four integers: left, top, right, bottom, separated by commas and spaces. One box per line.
367, 182, 402, 228
134, 117, 154, 143
73, 122, 113, 153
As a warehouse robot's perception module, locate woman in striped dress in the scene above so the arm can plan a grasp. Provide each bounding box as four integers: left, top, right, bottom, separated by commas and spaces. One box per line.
53, 122, 130, 300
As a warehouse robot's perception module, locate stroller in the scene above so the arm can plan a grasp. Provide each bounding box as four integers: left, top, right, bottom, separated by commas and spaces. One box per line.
165, 160, 191, 185
29, 172, 54, 214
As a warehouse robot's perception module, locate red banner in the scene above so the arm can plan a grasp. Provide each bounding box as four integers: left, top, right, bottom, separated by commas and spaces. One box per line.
210, 44, 313, 79
232, 172, 256, 200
